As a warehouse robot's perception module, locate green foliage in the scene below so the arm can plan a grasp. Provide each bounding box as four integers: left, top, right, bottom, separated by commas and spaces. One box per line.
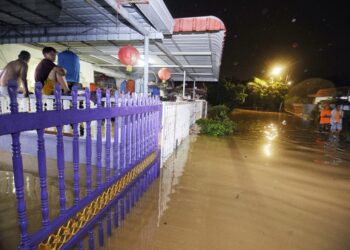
196, 105, 237, 136
206, 78, 247, 110
196, 118, 236, 136
207, 105, 230, 120
245, 77, 289, 111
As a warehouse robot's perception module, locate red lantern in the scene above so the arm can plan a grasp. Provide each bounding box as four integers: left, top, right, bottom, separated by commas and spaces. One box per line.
158, 68, 171, 83
118, 45, 140, 72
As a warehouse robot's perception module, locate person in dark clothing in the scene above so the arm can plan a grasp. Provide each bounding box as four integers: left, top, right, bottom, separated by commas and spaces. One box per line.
35, 47, 70, 95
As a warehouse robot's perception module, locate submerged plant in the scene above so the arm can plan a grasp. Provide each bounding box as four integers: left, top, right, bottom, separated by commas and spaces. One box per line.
196, 105, 237, 136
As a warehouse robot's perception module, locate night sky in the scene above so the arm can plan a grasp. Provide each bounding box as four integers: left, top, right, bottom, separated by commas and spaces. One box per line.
165, 0, 350, 85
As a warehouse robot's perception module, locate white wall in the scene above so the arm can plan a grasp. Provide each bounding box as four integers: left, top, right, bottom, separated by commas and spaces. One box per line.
80, 60, 94, 88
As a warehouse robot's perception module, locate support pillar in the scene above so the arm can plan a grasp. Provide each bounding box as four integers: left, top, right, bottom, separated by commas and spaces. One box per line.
193, 81, 196, 100
182, 71, 186, 98
143, 36, 149, 95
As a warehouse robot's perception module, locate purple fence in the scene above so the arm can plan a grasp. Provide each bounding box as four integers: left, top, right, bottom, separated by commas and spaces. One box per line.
0, 80, 162, 249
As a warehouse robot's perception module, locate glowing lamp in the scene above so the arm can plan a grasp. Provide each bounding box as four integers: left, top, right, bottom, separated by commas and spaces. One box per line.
270, 65, 284, 76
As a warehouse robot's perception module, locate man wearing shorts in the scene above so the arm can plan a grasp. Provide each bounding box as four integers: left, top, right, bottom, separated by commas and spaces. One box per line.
35, 47, 70, 95
330, 104, 343, 134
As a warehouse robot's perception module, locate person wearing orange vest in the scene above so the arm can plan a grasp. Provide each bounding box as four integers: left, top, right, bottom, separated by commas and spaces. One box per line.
330, 104, 343, 133
319, 103, 331, 132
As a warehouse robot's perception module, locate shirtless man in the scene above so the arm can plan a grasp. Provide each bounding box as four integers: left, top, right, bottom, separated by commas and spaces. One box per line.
35, 47, 70, 95
0, 50, 31, 97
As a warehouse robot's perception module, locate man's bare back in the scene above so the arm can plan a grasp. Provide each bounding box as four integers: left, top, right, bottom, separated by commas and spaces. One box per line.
0, 51, 31, 95
0, 60, 27, 87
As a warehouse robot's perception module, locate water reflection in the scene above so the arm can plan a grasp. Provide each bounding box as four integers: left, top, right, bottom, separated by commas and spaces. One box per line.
262, 123, 278, 157
158, 137, 191, 221
232, 110, 350, 168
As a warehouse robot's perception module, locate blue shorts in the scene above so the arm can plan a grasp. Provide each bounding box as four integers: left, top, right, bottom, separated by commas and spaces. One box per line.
331, 123, 342, 132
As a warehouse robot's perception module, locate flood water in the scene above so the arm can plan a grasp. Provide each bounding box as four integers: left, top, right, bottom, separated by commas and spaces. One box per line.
1, 110, 350, 250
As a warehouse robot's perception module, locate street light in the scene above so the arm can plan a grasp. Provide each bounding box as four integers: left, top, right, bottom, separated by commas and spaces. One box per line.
270, 65, 284, 76
269, 64, 292, 86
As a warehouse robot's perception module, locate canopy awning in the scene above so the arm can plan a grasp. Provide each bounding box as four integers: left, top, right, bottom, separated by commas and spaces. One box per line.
0, 1, 225, 82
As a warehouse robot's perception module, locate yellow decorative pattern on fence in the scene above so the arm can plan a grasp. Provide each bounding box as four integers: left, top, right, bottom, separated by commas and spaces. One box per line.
38, 152, 157, 250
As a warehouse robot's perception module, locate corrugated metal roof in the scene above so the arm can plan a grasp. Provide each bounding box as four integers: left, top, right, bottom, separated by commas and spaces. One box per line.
174, 16, 226, 33
0, 1, 225, 82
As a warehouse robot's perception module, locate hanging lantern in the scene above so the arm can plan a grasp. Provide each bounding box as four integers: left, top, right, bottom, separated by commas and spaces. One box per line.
118, 45, 140, 72
158, 68, 171, 83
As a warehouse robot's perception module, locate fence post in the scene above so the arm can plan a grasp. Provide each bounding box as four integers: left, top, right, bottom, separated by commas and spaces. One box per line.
125, 94, 131, 170
35, 82, 50, 227
72, 86, 84, 250
54, 84, 66, 214
84, 88, 94, 250
96, 88, 104, 246
71, 86, 80, 205
105, 89, 112, 236
113, 91, 120, 229
8, 80, 30, 249
120, 94, 126, 172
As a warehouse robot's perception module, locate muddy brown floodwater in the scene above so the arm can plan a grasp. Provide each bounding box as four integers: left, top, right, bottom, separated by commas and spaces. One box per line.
1, 109, 350, 250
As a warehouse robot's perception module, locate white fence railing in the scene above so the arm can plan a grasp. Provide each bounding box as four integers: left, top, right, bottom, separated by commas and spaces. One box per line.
1, 93, 95, 136
1, 94, 207, 165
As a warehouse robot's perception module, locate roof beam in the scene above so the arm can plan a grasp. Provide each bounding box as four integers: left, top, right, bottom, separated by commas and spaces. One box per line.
0, 24, 164, 44
154, 41, 194, 80
136, 0, 174, 34
170, 38, 194, 71
0, 9, 36, 25
153, 51, 211, 56
97, 64, 212, 68
103, 0, 150, 36
172, 73, 213, 76
45, 0, 89, 25
4, 0, 61, 25
85, 0, 119, 25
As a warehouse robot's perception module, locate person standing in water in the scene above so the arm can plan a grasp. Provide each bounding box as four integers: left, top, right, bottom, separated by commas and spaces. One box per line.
319, 103, 331, 132
330, 104, 343, 134
0, 50, 31, 97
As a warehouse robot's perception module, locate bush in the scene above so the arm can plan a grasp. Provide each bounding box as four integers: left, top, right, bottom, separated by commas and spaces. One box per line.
208, 105, 230, 120
196, 105, 237, 136
206, 79, 247, 110
196, 118, 236, 136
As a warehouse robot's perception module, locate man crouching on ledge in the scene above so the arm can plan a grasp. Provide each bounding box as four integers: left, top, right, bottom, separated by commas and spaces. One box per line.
0, 50, 31, 97
35, 46, 70, 95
